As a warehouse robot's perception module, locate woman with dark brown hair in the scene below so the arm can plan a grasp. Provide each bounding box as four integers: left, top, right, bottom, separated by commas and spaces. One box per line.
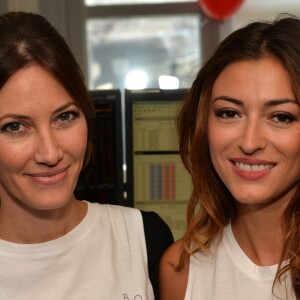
0, 11, 173, 299
160, 14, 300, 300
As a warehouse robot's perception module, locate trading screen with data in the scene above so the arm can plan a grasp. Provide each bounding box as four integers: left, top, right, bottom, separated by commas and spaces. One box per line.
125, 89, 192, 240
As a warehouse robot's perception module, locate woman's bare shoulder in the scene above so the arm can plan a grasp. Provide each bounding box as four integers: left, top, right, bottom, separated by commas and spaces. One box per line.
159, 239, 189, 300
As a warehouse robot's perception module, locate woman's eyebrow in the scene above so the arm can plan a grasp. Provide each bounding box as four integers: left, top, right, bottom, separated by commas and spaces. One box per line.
212, 96, 243, 106
52, 101, 77, 115
0, 102, 77, 122
0, 113, 30, 122
264, 98, 298, 107
212, 96, 298, 107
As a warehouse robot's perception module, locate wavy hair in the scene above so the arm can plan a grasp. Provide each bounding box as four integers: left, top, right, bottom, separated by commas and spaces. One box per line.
177, 14, 300, 298
0, 11, 95, 167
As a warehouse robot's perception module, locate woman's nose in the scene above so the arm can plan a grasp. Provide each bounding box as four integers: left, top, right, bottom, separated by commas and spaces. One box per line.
34, 131, 63, 166
237, 120, 267, 155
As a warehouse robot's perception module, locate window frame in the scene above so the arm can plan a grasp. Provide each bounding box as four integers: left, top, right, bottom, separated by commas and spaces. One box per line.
39, 0, 230, 84
86, 2, 205, 17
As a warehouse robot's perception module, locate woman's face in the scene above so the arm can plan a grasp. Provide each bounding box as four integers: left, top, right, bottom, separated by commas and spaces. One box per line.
0, 65, 88, 211
208, 57, 300, 207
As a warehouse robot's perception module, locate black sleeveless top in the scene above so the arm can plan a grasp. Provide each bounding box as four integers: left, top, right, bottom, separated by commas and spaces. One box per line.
141, 211, 174, 300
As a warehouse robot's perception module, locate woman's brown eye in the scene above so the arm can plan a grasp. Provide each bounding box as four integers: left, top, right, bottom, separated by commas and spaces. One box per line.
216, 109, 238, 119
2, 122, 21, 132
273, 113, 295, 124
58, 111, 79, 122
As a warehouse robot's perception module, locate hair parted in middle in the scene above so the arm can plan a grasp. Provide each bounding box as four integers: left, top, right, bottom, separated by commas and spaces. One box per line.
0, 11, 95, 167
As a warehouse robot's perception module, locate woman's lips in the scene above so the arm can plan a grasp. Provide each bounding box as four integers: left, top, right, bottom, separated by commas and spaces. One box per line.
230, 159, 276, 180
26, 167, 68, 185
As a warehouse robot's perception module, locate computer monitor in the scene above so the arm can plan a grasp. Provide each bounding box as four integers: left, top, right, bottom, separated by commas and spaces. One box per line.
75, 89, 125, 206
125, 88, 193, 240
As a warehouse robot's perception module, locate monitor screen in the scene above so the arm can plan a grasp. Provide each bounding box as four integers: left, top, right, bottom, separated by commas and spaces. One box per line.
75, 89, 125, 206
125, 89, 193, 240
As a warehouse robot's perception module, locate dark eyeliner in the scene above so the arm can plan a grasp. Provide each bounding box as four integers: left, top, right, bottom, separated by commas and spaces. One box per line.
273, 113, 297, 123
58, 110, 80, 121
1, 121, 21, 132
215, 109, 238, 119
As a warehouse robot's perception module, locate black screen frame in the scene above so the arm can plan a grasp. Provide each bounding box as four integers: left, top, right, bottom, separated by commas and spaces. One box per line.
125, 88, 188, 207
75, 89, 125, 206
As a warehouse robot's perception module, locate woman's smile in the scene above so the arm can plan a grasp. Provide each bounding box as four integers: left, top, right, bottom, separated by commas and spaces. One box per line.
208, 57, 300, 206
230, 159, 275, 180
25, 166, 69, 185
0, 64, 88, 211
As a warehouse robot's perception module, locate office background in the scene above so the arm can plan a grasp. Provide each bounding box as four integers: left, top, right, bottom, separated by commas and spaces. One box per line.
1, 0, 299, 239
2, 0, 299, 90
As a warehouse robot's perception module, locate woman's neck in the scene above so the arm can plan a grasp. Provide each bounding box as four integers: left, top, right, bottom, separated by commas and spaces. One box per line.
0, 199, 87, 244
231, 201, 285, 266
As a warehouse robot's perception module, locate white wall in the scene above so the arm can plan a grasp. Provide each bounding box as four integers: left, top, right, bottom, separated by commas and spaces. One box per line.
7, 0, 40, 12
232, 0, 300, 30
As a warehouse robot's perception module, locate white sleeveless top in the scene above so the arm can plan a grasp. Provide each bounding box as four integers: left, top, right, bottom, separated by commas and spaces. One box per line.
184, 224, 295, 300
0, 202, 154, 300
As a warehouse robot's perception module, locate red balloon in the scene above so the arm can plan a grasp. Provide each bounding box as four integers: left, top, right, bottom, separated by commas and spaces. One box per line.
199, 0, 244, 21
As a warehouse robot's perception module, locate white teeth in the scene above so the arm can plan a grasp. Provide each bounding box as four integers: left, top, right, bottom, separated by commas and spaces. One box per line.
235, 162, 274, 172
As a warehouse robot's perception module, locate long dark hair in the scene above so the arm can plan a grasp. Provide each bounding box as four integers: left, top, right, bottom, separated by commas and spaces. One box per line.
0, 11, 95, 166
177, 14, 300, 298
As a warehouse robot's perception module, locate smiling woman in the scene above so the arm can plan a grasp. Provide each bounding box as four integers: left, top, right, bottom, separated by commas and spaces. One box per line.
159, 14, 300, 300
209, 58, 300, 206
0, 11, 173, 299
0, 65, 87, 212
